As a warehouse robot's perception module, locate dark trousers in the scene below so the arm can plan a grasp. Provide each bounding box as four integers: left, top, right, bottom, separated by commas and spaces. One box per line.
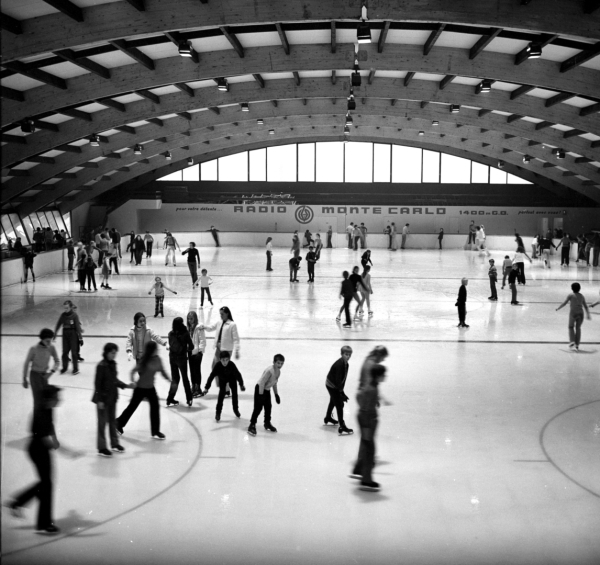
326, 386, 345, 426
457, 303, 466, 325
134, 249, 143, 265
216, 379, 239, 415
24, 266, 35, 281
85, 267, 97, 290
146, 241, 153, 257
511, 283, 518, 303
353, 236, 360, 250
468, 232, 476, 244
201, 287, 212, 305
109, 256, 119, 274
97, 401, 118, 450
342, 295, 352, 325
289, 266, 298, 281
438, 238, 443, 249
188, 352, 203, 391
129, 244, 134, 262
502, 270, 509, 287
250, 385, 272, 425
327, 234, 332, 248
568, 313, 584, 346
516, 262, 526, 284
352, 414, 377, 482
117, 387, 160, 435
116, 242, 122, 258
593, 246, 600, 267
347, 234, 353, 249
489, 279, 497, 299
307, 263, 315, 281
266, 250, 272, 270
212, 234, 220, 247
168, 355, 192, 402
62, 330, 79, 371
561, 247, 570, 265
78, 268, 86, 290
188, 262, 198, 284
14, 438, 53, 529
30, 371, 48, 409
155, 295, 164, 315
68, 255, 74, 270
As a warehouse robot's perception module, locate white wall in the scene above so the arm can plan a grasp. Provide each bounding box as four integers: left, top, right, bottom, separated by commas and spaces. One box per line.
1, 249, 68, 288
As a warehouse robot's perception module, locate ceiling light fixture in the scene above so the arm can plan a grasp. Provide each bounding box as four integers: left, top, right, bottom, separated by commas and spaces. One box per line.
553, 148, 565, 159
352, 70, 362, 87
165, 151, 172, 160
217, 78, 229, 92
178, 40, 194, 58
187, 157, 194, 166
20, 119, 35, 133
432, 120, 439, 126
241, 103, 249, 112
522, 155, 530, 164
134, 144, 143, 155
418, 131, 424, 136
345, 114, 353, 126
450, 104, 460, 113
525, 42, 542, 59
478, 79, 492, 93
257, 118, 264, 125
269, 129, 275, 135
498, 160, 505, 169
344, 125, 350, 135
90, 134, 100, 146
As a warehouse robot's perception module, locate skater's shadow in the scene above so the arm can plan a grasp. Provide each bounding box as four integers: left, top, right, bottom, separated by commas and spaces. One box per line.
559, 348, 598, 355
4, 437, 30, 452
351, 489, 390, 503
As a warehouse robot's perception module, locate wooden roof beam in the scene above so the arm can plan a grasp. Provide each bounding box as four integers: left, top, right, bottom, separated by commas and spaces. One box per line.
469, 28, 502, 59
275, 23, 290, 55
108, 39, 155, 71
174, 83, 195, 97
583, 0, 600, 13
124, 0, 145, 11
59, 108, 92, 121
137, 90, 160, 104
404, 72, 415, 87
96, 98, 126, 112
510, 85, 535, 100
507, 114, 523, 123
423, 24, 445, 56
1, 61, 67, 90
545, 92, 575, 107
378, 21, 391, 54
439, 75, 456, 90
331, 22, 336, 54
514, 34, 558, 65
208, 107, 220, 115
560, 41, 600, 73
43, 0, 84, 23
54, 49, 111, 79
0, 12, 22, 35
580, 102, 600, 117
293, 72, 301, 86
368, 70, 376, 85
1, 86, 24, 102
563, 129, 585, 138
331, 70, 336, 85
252, 74, 265, 88
1, 134, 27, 144
220, 27, 244, 58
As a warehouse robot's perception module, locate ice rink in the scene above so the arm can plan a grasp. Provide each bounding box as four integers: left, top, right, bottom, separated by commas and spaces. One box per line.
2, 244, 599, 565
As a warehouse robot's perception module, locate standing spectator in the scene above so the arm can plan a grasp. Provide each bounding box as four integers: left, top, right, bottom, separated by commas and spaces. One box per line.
456, 278, 469, 328
6, 385, 63, 533
13, 237, 25, 255
53, 300, 83, 375
84, 249, 98, 292
66, 240, 75, 272
314, 233, 323, 260
22, 329, 59, 408
187, 311, 205, 398
401, 224, 410, 249
166, 317, 194, 407
306, 246, 317, 283
390, 222, 397, 251
133, 235, 145, 266
290, 231, 300, 258
539, 236, 556, 268
208, 226, 220, 247
75, 242, 87, 291
92, 343, 131, 457
266, 237, 273, 271
144, 232, 154, 258
100, 253, 112, 290
110, 228, 122, 259
468, 220, 477, 250
247, 354, 285, 436
204, 351, 245, 421
324, 346, 353, 434
488, 259, 498, 301
200, 269, 213, 307
438, 228, 444, 250
346, 222, 355, 249
53, 230, 64, 248
555, 233, 573, 267
556, 282, 591, 350
513, 246, 532, 285
336, 271, 354, 328
384, 225, 392, 249
289, 255, 301, 282
44, 227, 53, 251
359, 223, 368, 249
508, 264, 520, 305
182, 242, 200, 287
33, 228, 44, 253
125, 312, 168, 364
353, 224, 361, 251
23, 249, 36, 282
326, 225, 333, 248
148, 276, 177, 318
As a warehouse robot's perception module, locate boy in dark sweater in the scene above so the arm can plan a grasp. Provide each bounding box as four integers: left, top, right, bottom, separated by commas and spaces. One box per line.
508, 264, 519, 305
204, 351, 245, 421
456, 278, 468, 328
306, 246, 317, 282
182, 242, 200, 287
324, 346, 353, 435
53, 300, 83, 374
488, 259, 498, 301
23, 249, 36, 282
336, 271, 354, 328
289, 255, 302, 282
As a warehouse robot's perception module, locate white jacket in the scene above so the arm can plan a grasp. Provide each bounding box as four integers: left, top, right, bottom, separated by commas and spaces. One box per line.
204, 320, 240, 354
125, 325, 167, 358
191, 325, 207, 355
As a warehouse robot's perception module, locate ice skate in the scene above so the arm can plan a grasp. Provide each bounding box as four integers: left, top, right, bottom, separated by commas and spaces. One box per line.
247, 424, 257, 436
359, 481, 380, 492
338, 425, 354, 435
324, 416, 338, 425
264, 423, 277, 432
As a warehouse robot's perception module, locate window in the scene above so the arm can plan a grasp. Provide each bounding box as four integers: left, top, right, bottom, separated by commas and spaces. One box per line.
344, 142, 373, 183
373, 144, 391, 183
392, 146, 422, 183
218, 153, 248, 182
182, 164, 200, 181
316, 142, 344, 182
249, 149, 266, 181
29, 214, 42, 230
489, 167, 507, 184
158, 170, 182, 181
422, 150, 440, 183
507, 172, 531, 184
37, 212, 50, 228
1, 215, 17, 247
200, 160, 218, 181
298, 143, 315, 182
62, 212, 72, 237
441, 154, 470, 184
267, 145, 296, 182
471, 162, 489, 183
21, 215, 35, 244
46, 211, 60, 231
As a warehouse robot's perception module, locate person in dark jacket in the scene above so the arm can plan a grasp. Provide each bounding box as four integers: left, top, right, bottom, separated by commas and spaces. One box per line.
360, 250, 373, 271
53, 300, 83, 374
133, 235, 145, 266
306, 246, 317, 283
23, 249, 36, 282
126, 231, 135, 263
204, 350, 245, 422
182, 242, 200, 287
289, 255, 301, 282
438, 228, 444, 250
456, 278, 468, 328
66, 240, 75, 271
324, 346, 353, 435
336, 271, 354, 328
13, 237, 24, 254
93, 343, 132, 457
7, 385, 62, 533
166, 317, 194, 407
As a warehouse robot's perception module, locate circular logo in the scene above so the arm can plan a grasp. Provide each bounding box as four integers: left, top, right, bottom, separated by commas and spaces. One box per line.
295, 206, 314, 224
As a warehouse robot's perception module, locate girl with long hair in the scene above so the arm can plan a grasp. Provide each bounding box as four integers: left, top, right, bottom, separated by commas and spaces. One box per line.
187, 311, 206, 398
166, 317, 194, 407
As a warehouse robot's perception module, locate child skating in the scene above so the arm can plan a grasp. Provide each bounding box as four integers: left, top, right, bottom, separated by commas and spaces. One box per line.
501, 255, 512, 289
204, 351, 245, 421
324, 346, 354, 435
336, 271, 354, 328
247, 354, 285, 436
148, 276, 177, 318
200, 269, 214, 307
555, 282, 591, 350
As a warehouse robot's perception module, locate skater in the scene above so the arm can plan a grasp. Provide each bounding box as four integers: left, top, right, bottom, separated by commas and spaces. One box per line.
125, 312, 168, 364
247, 354, 285, 436
166, 317, 194, 407
336, 271, 354, 328
501, 255, 512, 289
401, 224, 410, 249
187, 311, 206, 398
164, 232, 180, 266
468, 220, 477, 249
302, 229, 313, 248
306, 246, 317, 282
555, 233, 573, 267
204, 351, 245, 421
110, 227, 122, 258
133, 235, 145, 266
360, 250, 373, 271
289, 255, 302, 282
531, 234, 539, 259
556, 282, 591, 350
539, 236, 556, 268
477, 225, 491, 256
314, 233, 323, 260
148, 276, 177, 318
84, 249, 98, 291
324, 346, 354, 435
67, 240, 75, 271
327, 225, 333, 248
350, 265, 369, 319
350, 363, 387, 492
100, 253, 112, 290
353, 224, 361, 251
126, 231, 135, 263
390, 222, 397, 251
201, 306, 240, 368
346, 222, 355, 249
266, 237, 273, 271
116, 341, 170, 440
23, 248, 36, 282
92, 343, 131, 457
200, 269, 213, 307
360, 265, 374, 317
108, 241, 119, 275
144, 231, 154, 258
5, 385, 63, 534
208, 225, 220, 247
513, 246, 532, 284
53, 300, 83, 375
488, 259, 498, 301
75, 242, 87, 291
290, 231, 300, 258
23, 329, 59, 408
508, 264, 519, 305
438, 228, 444, 250
182, 242, 200, 287
456, 277, 469, 328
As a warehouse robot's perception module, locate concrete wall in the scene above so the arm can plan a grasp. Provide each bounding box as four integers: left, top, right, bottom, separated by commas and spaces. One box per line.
1, 248, 68, 288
